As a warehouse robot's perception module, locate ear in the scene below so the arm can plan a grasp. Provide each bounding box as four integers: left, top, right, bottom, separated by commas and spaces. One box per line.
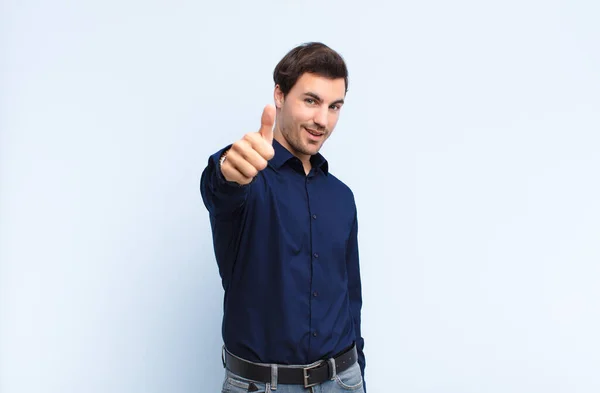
274, 85, 285, 109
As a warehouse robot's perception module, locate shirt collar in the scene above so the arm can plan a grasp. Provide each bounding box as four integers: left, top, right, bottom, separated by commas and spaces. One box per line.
270, 138, 329, 175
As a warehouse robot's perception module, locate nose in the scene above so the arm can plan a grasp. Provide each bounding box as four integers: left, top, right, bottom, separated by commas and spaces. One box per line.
313, 107, 328, 130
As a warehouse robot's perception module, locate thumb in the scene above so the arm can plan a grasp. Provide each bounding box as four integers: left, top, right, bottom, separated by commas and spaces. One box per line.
259, 104, 276, 144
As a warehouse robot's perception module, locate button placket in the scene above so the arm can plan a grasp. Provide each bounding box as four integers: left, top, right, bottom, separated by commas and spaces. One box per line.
306, 174, 320, 356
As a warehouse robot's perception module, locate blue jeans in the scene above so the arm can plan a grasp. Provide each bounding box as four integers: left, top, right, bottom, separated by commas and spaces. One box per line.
220, 362, 365, 393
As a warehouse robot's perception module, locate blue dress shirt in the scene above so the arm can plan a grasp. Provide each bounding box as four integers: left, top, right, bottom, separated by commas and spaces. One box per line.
200, 138, 366, 384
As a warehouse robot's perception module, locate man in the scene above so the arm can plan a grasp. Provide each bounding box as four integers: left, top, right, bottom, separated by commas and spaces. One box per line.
200, 42, 366, 393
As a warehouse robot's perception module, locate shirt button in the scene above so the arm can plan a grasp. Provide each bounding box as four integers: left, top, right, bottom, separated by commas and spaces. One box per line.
313, 253, 319, 259
313, 332, 318, 337
312, 214, 317, 220
313, 291, 318, 297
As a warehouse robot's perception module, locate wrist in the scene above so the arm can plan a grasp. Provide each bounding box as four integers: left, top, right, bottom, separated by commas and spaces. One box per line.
219, 149, 229, 168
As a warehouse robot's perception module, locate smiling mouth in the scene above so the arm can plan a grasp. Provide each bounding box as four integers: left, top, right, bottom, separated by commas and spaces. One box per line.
304, 127, 324, 137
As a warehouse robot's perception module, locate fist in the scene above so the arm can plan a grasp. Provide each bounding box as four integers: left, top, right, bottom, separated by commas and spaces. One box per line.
221, 104, 276, 185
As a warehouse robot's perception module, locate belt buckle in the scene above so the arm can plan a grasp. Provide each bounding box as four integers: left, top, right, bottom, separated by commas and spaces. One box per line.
303, 362, 321, 388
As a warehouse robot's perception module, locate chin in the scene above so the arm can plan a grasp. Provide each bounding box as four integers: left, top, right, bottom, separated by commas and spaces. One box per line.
306, 146, 322, 156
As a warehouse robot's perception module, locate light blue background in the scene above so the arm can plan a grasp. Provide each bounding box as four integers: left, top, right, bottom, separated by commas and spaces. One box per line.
1, 1, 599, 392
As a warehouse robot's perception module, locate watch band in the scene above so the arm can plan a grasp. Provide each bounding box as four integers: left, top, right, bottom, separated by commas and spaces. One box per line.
219, 149, 229, 167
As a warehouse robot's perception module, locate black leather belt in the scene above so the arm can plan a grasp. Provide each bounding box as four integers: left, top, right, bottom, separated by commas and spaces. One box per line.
223, 344, 357, 388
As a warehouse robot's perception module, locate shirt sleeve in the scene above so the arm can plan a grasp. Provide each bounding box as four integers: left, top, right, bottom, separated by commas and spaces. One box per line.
200, 145, 253, 218
346, 206, 366, 390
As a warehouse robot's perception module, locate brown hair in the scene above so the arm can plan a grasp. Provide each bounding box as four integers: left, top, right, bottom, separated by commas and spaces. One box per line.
273, 42, 348, 96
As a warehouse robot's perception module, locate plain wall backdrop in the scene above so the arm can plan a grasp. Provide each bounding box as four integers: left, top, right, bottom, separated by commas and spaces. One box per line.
1, 1, 599, 392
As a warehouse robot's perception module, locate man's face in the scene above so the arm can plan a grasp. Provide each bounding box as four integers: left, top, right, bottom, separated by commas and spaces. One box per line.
274, 73, 346, 160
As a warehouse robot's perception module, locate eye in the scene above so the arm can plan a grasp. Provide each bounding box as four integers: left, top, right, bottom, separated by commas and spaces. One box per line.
330, 104, 341, 111
305, 98, 315, 104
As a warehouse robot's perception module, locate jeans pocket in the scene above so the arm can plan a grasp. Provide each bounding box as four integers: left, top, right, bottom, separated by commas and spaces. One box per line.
223, 370, 269, 393
334, 362, 364, 391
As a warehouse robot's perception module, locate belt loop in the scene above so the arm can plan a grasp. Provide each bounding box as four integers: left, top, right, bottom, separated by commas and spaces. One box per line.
328, 358, 337, 380
270, 364, 278, 390
221, 345, 226, 368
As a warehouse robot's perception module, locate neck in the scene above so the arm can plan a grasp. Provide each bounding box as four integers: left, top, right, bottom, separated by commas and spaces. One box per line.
273, 128, 312, 175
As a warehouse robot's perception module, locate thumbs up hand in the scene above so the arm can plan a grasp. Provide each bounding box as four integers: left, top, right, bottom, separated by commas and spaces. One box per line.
258, 104, 274, 144
220, 104, 276, 185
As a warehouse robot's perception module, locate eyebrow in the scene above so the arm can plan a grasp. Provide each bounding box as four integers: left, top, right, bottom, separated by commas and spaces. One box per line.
305, 92, 345, 106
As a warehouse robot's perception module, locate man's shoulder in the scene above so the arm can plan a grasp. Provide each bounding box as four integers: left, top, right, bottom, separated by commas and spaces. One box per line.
326, 171, 356, 202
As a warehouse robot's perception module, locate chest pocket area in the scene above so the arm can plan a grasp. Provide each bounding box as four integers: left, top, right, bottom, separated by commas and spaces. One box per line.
320, 209, 354, 257
271, 196, 309, 255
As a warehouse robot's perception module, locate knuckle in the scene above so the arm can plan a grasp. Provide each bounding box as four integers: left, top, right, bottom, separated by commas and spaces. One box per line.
264, 146, 275, 159
243, 132, 256, 141
249, 167, 259, 178
241, 164, 252, 174
246, 134, 262, 151
233, 139, 249, 152
231, 141, 242, 152
243, 133, 259, 146
256, 159, 268, 171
